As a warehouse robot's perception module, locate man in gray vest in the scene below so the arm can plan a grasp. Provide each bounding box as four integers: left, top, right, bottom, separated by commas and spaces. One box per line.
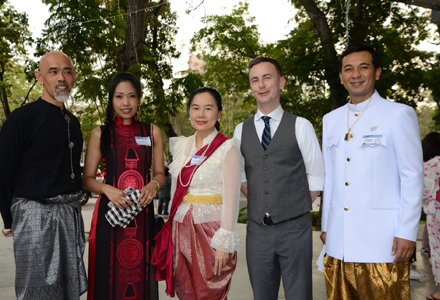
233, 56, 324, 300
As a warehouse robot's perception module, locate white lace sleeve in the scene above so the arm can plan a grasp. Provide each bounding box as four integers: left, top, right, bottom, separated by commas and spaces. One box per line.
210, 139, 241, 253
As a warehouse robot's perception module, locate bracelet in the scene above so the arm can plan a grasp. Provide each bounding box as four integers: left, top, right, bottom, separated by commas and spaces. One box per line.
150, 179, 160, 191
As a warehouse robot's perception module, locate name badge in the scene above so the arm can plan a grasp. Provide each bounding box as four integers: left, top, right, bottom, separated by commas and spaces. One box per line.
190, 155, 206, 166
362, 134, 383, 146
135, 136, 151, 146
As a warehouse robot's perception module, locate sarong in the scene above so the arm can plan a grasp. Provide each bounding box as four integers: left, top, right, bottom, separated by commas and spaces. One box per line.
172, 206, 237, 300
324, 255, 410, 300
11, 192, 88, 300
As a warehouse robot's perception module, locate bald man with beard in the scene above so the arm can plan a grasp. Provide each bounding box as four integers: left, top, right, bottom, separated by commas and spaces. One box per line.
0, 51, 88, 299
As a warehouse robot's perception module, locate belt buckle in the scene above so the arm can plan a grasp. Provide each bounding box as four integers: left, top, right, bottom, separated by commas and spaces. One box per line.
262, 216, 272, 225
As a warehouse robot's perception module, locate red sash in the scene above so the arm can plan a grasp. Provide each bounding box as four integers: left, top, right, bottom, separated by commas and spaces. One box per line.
151, 133, 229, 297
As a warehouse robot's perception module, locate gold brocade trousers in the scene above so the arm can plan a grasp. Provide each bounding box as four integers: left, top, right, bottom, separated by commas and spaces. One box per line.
324, 255, 410, 300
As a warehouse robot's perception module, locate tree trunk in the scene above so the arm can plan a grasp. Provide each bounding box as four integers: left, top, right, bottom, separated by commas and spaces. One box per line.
148, 0, 177, 138
298, 0, 347, 110
350, 0, 370, 46
20, 80, 38, 107
0, 63, 11, 118
122, 0, 147, 72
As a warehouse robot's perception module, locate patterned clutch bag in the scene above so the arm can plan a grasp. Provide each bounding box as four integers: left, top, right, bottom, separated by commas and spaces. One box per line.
105, 186, 145, 228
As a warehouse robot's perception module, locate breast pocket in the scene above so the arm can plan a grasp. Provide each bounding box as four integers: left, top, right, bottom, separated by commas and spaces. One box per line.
326, 136, 340, 162
358, 135, 396, 209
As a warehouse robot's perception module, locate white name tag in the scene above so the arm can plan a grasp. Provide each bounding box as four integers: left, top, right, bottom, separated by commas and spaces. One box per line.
190, 155, 206, 166
135, 136, 151, 146
362, 134, 383, 146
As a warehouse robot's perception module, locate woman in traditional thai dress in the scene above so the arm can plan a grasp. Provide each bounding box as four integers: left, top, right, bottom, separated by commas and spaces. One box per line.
83, 72, 165, 300
152, 87, 241, 299
423, 132, 440, 300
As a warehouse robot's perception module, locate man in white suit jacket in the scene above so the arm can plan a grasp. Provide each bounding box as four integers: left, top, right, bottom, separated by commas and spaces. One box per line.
321, 45, 423, 299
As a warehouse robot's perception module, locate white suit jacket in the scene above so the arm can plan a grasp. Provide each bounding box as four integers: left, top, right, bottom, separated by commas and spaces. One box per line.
321, 91, 423, 263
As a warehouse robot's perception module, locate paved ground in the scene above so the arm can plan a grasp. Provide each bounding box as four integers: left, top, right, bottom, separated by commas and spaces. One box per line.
0, 197, 436, 299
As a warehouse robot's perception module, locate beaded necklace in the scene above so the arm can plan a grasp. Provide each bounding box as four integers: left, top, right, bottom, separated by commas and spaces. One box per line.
61, 109, 75, 180
178, 135, 213, 187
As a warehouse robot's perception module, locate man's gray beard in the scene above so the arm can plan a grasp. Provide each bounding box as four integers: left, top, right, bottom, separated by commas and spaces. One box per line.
54, 92, 70, 103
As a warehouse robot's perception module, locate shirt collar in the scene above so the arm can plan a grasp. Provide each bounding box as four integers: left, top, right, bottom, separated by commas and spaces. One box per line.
348, 90, 380, 112
194, 128, 218, 147
255, 105, 284, 122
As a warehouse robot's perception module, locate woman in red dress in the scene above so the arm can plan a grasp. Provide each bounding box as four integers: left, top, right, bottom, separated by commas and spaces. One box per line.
83, 72, 165, 300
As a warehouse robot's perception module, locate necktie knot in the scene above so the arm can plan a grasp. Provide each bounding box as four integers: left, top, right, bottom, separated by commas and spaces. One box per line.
262, 116, 271, 124
261, 116, 271, 150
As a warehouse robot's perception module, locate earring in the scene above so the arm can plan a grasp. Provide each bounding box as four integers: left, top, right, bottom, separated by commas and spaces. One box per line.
189, 117, 191, 121
217, 119, 220, 122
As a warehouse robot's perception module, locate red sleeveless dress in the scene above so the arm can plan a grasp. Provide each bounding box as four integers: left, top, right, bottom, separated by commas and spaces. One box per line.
88, 117, 158, 300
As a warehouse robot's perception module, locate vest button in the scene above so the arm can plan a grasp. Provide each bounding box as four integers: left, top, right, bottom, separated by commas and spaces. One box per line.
264, 167, 268, 171
355, 112, 359, 117
344, 207, 349, 211
263, 155, 267, 159
347, 157, 351, 162
264, 179, 269, 183
345, 182, 349, 186
264, 191, 268, 195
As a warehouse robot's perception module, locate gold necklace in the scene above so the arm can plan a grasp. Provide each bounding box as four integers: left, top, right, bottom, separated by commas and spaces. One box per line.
345, 96, 372, 141
178, 135, 214, 187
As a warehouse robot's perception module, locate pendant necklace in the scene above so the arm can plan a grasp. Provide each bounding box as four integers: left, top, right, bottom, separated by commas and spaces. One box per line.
345, 96, 372, 141
62, 110, 75, 180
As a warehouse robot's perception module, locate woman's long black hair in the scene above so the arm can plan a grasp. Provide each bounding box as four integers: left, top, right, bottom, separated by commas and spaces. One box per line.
100, 72, 142, 154
187, 87, 223, 131
422, 132, 440, 162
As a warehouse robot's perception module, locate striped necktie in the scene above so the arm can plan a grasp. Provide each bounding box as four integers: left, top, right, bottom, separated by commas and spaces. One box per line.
261, 116, 271, 150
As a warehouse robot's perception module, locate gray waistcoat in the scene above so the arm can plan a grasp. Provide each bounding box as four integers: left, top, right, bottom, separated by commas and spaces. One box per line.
241, 111, 312, 223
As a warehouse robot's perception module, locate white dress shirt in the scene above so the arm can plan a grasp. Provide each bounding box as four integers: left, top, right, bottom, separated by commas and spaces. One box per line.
233, 105, 324, 192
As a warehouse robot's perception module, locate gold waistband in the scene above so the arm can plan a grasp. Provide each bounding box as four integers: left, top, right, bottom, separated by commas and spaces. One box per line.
182, 193, 222, 206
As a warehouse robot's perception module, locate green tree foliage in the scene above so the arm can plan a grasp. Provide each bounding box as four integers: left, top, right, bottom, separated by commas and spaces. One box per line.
0, 0, 33, 125
424, 62, 440, 128
190, 2, 261, 136
286, 0, 434, 116
38, 0, 181, 140
418, 98, 440, 138
189, 1, 436, 136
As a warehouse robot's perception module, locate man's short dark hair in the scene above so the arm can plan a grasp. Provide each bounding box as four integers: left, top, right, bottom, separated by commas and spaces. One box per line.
248, 56, 283, 77
339, 45, 381, 73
